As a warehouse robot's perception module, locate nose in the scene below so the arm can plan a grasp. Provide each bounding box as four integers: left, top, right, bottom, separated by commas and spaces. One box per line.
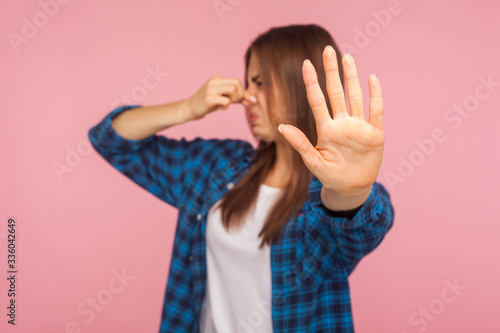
245, 85, 258, 99
243, 89, 258, 108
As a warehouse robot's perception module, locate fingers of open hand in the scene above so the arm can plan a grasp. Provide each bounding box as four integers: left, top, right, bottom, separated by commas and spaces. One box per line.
302, 59, 331, 127
368, 74, 384, 130
323, 46, 348, 119
342, 54, 365, 119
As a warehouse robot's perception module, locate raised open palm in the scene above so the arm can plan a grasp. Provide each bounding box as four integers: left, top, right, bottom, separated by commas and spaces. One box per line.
279, 45, 385, 196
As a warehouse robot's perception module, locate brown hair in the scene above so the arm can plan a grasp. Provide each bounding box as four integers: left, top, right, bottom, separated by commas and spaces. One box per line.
215, 24, 345, 249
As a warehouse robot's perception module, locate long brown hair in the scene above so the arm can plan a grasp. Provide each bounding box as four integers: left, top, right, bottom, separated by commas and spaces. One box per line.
215, 24, 345, 249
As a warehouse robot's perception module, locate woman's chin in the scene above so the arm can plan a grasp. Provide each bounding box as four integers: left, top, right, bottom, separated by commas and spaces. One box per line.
249, 126, 276, 144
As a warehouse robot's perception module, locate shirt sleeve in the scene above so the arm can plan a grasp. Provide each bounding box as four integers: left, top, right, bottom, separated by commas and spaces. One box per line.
88, 104, 211, 208
324, 205, 362, 219
309, 178, 395, 276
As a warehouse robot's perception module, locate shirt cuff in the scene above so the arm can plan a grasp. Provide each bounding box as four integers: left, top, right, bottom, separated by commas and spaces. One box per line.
325, 205, 363, 219
88, 104, 155, 153
309, 176, 383, 230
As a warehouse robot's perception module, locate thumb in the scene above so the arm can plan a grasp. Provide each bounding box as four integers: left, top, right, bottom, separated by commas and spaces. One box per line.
278, 124, 317, 168
241, 91, 258, 104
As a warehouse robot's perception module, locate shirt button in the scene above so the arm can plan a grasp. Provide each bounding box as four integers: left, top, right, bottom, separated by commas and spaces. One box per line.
227, 182, 234, 190
189, 255, 194, 262
196, 213, 202, 221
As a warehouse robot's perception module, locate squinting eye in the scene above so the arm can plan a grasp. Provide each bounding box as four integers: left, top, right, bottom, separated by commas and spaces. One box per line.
256, 81, 263, 86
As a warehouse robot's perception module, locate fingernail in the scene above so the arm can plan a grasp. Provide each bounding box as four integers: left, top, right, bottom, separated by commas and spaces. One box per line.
278, 124, 285, 133
343, 53, 351, 63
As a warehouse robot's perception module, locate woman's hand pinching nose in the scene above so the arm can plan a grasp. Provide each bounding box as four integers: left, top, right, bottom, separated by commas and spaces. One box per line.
241, 93, 258, 107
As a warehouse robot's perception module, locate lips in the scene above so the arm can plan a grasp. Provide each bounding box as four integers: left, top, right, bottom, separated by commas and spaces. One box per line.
248, 112, 259, 122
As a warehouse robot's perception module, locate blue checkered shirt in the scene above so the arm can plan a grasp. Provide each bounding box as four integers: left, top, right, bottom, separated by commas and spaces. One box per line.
88, 105, 395, 332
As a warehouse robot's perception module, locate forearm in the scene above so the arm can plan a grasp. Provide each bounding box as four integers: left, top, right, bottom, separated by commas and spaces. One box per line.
110, 99, 196, 140
320, 184, 372, 212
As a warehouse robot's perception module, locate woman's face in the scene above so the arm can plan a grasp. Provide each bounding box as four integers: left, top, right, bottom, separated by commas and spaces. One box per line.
245, 54, 285, 144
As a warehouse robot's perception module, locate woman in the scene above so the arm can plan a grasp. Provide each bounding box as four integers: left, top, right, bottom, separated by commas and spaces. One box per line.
89, 24, 394, 333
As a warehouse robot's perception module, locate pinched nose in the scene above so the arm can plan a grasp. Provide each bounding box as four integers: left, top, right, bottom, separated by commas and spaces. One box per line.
243, 89, 258, 103
242, 95, 258, 109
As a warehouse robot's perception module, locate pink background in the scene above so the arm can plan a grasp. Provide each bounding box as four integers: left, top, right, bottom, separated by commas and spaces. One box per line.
2, 0, 499, 332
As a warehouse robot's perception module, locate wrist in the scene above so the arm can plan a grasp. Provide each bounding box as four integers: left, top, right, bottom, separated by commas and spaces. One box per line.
321, 184, 372, 211
182, 98, 200, 122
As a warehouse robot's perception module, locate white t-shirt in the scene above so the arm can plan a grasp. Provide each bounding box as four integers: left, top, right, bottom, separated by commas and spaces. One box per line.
199, 183, 283, 333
